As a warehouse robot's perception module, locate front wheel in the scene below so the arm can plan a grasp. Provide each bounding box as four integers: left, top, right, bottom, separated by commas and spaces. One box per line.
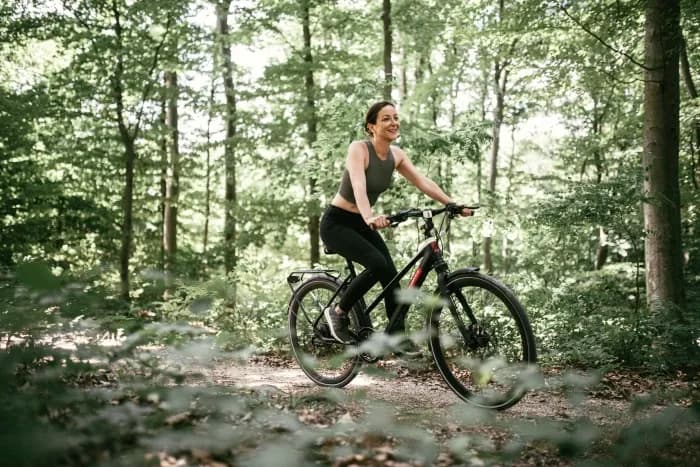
288, 275, 362, 387
428, 271, 537, 410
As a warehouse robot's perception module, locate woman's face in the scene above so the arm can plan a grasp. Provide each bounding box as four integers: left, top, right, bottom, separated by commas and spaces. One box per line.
369, 105, 400, 141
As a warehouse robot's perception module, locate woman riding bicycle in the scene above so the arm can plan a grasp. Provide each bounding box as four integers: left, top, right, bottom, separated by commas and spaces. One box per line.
320, 101, 473, 351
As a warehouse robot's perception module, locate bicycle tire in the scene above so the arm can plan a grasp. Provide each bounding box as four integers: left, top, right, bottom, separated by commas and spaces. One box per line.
428, 271, 537, 410
288, 275, 362, 387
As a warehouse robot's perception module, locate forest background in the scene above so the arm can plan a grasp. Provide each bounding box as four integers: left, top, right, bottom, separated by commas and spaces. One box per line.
1, 0, 699, 466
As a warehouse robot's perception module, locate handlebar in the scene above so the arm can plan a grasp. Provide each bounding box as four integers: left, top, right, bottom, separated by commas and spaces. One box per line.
386, 204, 479, 227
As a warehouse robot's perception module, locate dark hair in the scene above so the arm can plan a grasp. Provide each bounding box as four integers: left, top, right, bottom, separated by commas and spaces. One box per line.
364, 101, 396, 135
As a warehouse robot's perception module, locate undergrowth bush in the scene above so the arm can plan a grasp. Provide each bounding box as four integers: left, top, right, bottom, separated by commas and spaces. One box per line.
532, 263, 645, 368
525, 263, 700, 372
158, 246, 293, 352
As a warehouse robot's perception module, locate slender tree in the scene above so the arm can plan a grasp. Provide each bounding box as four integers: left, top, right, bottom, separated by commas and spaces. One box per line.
216, 0, 238, 280
159, 99, 167, 270
301, 0, 320, 266
112, 2, 137, 301
107, 1, 172, 300
203, 79, 216, 256
382, 0, 393, 100
163, 68, 179, 295
483, 0, 517, 273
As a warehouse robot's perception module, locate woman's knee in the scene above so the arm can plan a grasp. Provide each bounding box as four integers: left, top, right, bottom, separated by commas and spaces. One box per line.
366, 256, 396, 280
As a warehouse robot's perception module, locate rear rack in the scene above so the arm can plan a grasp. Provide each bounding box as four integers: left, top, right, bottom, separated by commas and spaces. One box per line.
286, 269, 340, 291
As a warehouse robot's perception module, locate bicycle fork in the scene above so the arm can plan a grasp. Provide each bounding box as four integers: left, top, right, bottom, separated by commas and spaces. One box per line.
436, 267, 481, 349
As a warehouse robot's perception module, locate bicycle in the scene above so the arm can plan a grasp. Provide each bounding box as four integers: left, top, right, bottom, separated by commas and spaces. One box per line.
287, 204, 537, 410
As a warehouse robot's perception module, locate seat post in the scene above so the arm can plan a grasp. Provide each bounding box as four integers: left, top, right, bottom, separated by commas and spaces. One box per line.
324, 245, 357, 278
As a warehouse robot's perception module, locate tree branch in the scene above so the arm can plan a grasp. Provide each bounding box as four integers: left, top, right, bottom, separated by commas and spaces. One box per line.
132, 14, 173, 139
110, 0, 129, 141
680, 32, 697, 98
680, 29, 700, 191
236, 5, 299, 55
559, 4, 651, 71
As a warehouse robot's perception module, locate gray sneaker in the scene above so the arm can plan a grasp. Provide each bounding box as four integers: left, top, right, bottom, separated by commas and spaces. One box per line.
324, 306, 354, 344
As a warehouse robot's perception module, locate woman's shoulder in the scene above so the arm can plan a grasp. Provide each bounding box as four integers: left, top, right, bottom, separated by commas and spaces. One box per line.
348, 139, 369, 149
347, 140, 370, 156
389, 143, 407, 161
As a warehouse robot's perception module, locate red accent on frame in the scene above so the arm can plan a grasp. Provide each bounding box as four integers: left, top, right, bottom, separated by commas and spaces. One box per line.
409, 267, 423, 288
430, 240, 440, 252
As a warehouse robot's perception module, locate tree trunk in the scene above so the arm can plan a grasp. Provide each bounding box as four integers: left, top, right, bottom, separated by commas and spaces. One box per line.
382, 0, 392, 100
159, 98, 167, 271
643, 0, 684, 308
302, 0, 320, 266
400, 45, 408, 103
109, 0, 169, 301
502, 124, 517, 273
448, 43, 465, 129
203, 78, 215, 257
594, 226, 609, 271
483, 0, 511, 274
477, 58, 488, 205
472, 57, 489, 261
119, 137, 135, 301
428, 60, 438, 126
111, 2, 134, 301
483, 61, 507, 274
590, 96, 609, 269
163, 69, 179, 296
217, 0, 238, 280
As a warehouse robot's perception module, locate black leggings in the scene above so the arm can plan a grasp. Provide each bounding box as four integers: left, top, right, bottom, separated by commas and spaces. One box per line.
320, 205, 403, 331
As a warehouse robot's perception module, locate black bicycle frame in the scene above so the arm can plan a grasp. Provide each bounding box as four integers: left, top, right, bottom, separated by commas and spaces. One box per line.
299, 205, 481, 342
319, 235, 449, 335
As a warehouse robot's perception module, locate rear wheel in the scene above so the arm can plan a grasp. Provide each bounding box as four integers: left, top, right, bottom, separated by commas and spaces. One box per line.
428, 272, 537, 410
288, 276, 362, 387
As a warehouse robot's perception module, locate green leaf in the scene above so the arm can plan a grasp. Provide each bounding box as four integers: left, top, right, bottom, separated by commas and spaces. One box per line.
15, 261, 60, 291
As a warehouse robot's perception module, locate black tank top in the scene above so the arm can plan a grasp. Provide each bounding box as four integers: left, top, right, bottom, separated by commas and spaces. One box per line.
337, 141, 394, 206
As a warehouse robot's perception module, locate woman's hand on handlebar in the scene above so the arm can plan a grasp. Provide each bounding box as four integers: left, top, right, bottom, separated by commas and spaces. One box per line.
366, 215, 390, 230
460, 206, 475, 217
446, 202, 477, 217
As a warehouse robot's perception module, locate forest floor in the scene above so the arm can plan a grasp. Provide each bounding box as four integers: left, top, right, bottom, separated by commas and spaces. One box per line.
190, 352, 699, 467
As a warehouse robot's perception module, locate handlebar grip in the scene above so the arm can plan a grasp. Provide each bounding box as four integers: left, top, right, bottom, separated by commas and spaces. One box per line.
446, 204, 480, 216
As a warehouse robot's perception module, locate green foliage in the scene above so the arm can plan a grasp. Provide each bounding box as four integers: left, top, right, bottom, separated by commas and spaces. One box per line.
0, 83, 111, 268
529, 264, 645, 368
532, 164, 643, 244
2, 262, 699, 467
645, 300, 700, 373
524, 262, 700, 372
1, 0, 697, 432
158, 246, 293, 351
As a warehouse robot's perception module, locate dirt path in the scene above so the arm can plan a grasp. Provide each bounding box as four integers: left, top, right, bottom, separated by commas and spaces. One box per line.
205, 355, 629, 423
180, 352, 700, 466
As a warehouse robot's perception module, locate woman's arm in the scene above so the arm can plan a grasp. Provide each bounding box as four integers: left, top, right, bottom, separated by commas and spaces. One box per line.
346, 142, 373, 220
346, 142, 390, 228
